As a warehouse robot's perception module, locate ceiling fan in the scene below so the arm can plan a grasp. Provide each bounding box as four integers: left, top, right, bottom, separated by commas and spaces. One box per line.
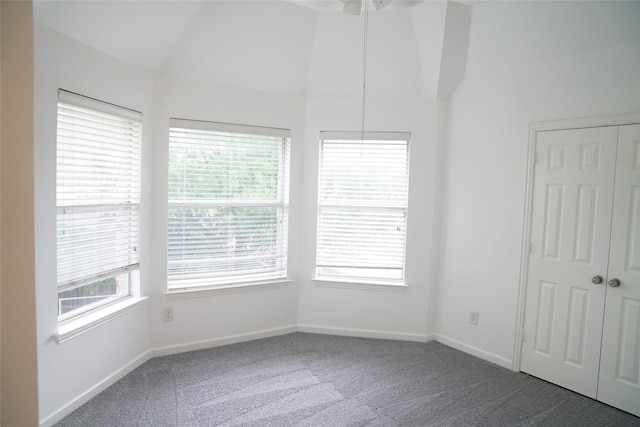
339, 0, 393, 15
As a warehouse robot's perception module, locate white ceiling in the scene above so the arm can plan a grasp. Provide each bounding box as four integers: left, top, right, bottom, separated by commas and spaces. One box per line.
33, 0, 468, 98
159, 1, 319, 95
32, 0, 640, 99
33, 0, 203, 73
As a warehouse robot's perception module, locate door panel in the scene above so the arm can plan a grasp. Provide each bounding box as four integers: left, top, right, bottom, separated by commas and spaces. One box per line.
565, 286, 589, 366
533, 280, 557, 356
597, 124, 640, 416
522, 126, 618, 398
542, 184, 564, 259
573, 185, 598, 264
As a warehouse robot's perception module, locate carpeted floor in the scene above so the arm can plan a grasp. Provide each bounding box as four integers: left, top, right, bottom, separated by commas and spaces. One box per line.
55, 333, 640, 426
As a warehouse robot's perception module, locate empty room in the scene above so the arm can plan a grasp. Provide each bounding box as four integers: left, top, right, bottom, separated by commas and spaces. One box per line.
1, 0, 639, 425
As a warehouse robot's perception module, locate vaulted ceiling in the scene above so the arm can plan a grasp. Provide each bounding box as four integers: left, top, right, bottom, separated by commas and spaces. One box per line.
32, 0, 470, 99
33, 0, 640, 99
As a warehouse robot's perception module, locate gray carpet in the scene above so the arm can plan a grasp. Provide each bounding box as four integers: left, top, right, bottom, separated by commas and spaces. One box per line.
55, 333, 640, 426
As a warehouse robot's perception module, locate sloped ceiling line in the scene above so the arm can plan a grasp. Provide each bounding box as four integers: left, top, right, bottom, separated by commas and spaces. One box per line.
436, 1, 471, 100
35, 0, 460, 99
32, 1, 640, 99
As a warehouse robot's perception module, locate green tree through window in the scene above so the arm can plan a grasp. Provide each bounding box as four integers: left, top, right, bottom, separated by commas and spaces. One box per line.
167, 121, 290, 290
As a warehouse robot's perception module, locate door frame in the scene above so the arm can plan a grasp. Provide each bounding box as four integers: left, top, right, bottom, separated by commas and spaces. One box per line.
512, 112, 640, 372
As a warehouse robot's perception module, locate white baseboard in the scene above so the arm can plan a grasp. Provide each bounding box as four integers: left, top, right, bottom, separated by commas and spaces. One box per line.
149, 325, 298, 358
39, 324, 439, 425
434, 334, 513, 369
298, 323, 431, 343
39, 350, 152, 427
39, 325, 296, 426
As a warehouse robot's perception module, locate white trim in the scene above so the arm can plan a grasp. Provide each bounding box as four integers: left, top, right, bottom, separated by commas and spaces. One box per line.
512, 123, 538, 372
514, 112, 640, 372
150, 325, 298, 358
57, 264, 139, 293
58, 89, 142, 122
297, 324, 430, 342
530, 112, 640, 133
42, 325, 297, 425
319, 131, 411, 141
435, 334, 512, 370
170, 118, 290, 138
54, 297, 148, 344
312, 277, 408, 292
166, 279, 291, 300
41, 325, 524, 426
39, 350, 151, 427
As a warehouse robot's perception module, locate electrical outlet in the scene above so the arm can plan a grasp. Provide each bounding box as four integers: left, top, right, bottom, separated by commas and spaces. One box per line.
163, 307, 174, 322
469, 310, 479, 326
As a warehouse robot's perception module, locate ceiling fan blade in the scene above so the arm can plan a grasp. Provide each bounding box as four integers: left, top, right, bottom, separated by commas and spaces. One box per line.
340, 0, 363, 15
371, 0, 392, 10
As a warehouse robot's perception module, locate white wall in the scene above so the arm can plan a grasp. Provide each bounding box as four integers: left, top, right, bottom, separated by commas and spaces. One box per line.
297, 96, 441, 341
437, 40, 640, 366
148, 74, 304, 352
34, 24, 154, 424
464, 1, 640, 80
29, 2, 640, 423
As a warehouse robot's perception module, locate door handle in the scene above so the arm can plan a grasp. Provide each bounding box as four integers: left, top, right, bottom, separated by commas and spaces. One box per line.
608, 278, 621, 288
592, 275, 604, 284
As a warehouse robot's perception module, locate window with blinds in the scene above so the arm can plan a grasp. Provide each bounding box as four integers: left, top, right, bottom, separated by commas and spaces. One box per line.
56, 90, 142, 319
316, 132, 410, 283
167, 119, 290, 291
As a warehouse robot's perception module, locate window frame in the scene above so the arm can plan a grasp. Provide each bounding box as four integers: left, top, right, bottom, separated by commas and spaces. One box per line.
315, 131, 411, 286
167, 119, 291, 292
56, 89, 142, 321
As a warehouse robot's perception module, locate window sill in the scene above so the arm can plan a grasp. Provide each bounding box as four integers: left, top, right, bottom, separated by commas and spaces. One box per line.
312, 277, 408, 292
166, 279, 291, 300
55, 296, 148, 344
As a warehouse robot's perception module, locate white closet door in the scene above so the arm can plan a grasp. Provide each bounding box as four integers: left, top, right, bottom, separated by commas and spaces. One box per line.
521, 126, 618, 398
597, 124, 640, 417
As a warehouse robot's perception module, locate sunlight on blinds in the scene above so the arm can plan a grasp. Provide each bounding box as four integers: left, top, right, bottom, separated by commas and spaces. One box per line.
56, 91, 141, 289
316, 132, 409, 282
167, 120, 290, 290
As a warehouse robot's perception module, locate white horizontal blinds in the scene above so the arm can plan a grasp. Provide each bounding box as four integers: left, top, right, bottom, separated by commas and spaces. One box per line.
168, 119, 290, 290
317, 132, 410, 282
56, 90, 142, 289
